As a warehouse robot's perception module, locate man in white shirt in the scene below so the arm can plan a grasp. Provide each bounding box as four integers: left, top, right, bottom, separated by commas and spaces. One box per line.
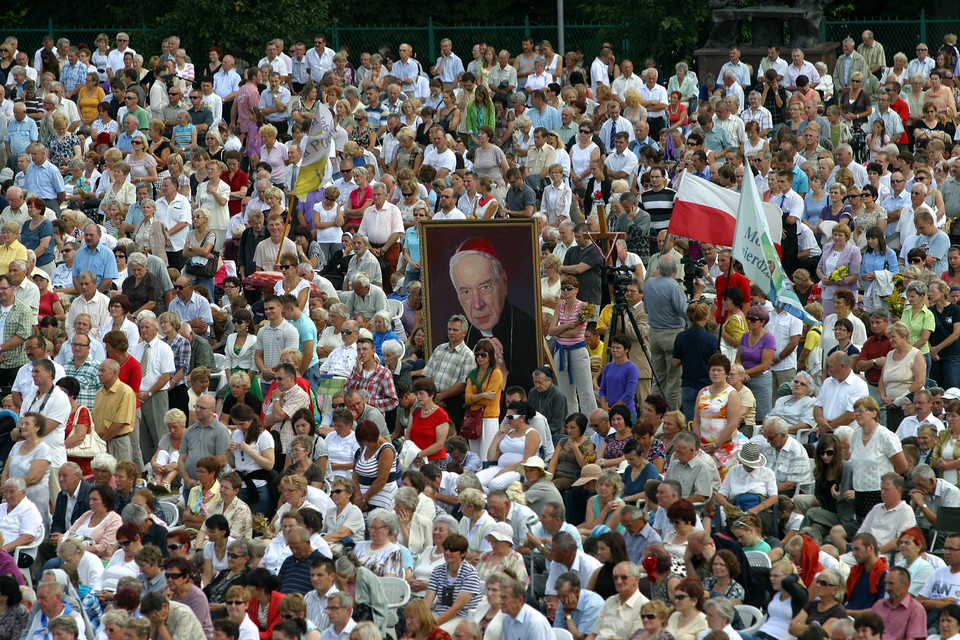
897, 389, 945, 438
758, 45, 790, 81
910, 464, 960, 530
589, 48, 613, 96
611, 59, 643, 106
827, 144, 869, 188
598, 104, 634, 154
740, 91, 773, 138
258, 40, 289, 82
12, 334, 65, 406
834, 473, 914, 553
107, 33, 135, 76
433, 188, 466, 220
131, 316, 174, 471
357, 182, 404, 280
431, 38, 464, 88
766, 303, 803, 387
306, 34, 335, 82
784, 48, 821, 91
714, 100, 746, 146
638, 69, 668, 138
605, 134, 639, 183
420, 126, 456, 179
719, 47, 751, 89
319, 319, 359, 378
155, 177, 192, 270
305, 556, 340, 630
815, 351, 869, 433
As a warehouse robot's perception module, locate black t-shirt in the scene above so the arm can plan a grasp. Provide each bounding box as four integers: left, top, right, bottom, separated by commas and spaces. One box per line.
563, 242, 603, 305
931, 302, 960, 357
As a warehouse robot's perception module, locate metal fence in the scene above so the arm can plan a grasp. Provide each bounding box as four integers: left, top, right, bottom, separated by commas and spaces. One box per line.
330, 18, 627, 68
4, 20, 157, 56
822, 11, 960, 62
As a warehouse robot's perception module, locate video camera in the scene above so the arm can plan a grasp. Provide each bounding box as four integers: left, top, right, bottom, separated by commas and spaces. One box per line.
602, 264, 636, 301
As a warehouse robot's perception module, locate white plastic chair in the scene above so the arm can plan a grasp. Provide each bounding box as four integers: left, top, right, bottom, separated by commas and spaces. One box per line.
15, 538, 42, 588
736, 605, 766, 635
381, 577, 410, 640
745, 550, 772, 569
158, 501, 180, 527
388, 299, 404, 319
554, 630, 574, 640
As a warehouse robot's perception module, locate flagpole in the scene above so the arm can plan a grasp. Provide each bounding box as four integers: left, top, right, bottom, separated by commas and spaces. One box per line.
276, 195, 299, 269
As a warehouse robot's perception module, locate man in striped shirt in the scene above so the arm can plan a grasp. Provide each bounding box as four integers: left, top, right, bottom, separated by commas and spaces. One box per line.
640, 166, 675, 241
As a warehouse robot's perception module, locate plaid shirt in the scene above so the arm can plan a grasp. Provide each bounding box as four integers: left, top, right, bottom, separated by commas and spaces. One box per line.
165, 334, 192, 384
0, 299, 32, 370
423, 340, 475, 393
63, 357, 102, 407
60, 61, 88, 94
345, 363, 398, 412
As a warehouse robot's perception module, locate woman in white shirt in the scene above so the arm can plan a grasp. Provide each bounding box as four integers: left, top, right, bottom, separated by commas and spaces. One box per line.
540, 164, 571, 225
101, 295, 140, 349
227, 404, 276, 517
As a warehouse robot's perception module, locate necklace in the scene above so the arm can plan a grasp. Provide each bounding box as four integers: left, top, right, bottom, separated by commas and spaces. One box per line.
420, 404, 438, 417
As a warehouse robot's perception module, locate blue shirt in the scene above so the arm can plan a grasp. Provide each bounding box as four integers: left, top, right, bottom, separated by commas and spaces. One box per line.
5, 117, 38, 155
791, 165, 809, 195
553, 589, 604, 633
259, 86, 292, 124
116, 131, 137, 153
528, 105, 562, 133
24, 160, 65, 199
503, 604, 554, 640
531, 522, 584, 550
364, 101, 389, 127
213, 69, 241, 99
404, 226, 420, 269
20, 218, 55, 266
73, 242, 120, 285
446, 450, 482, 473
288, 310, 319, 369
861, 248, 900, 294
169, 291, 214, 326
60, 61, 88, 93
720, 61, 751, 86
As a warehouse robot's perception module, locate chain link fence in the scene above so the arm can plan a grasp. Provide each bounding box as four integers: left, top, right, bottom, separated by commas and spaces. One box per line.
822, 12, 960, 64
331, 18, 626, 68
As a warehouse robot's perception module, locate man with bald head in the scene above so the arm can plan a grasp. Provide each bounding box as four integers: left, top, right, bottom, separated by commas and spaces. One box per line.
4, 102, 37, 170
278, 525, 325, 594
92, 358, 136, 461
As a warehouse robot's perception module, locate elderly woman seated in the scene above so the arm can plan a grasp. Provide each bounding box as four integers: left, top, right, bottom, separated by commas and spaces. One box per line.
715, 443, 779, 535
353, 508, 405, 577
766, 371, 817, 436
395, 486, 432, 555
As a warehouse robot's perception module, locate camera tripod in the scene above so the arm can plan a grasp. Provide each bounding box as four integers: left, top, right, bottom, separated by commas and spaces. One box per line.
605, 287, 663, 394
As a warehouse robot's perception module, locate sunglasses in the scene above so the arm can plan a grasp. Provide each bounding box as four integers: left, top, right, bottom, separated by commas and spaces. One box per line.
747, 316, 761, 322
816, 579, 835, 587
118, 540, 134, 547
331, 489, 347, 494
227, 552, 245, 559
166, 572, 184, 579
641, 614, 658, 620
821, 449, 836, 456
226, 600, 247, 606
168, 543, 183, 551
505, 414, 521, 421
173, 285, 186, 290
402, 192, 414, 197
341, 329, 354, 335
332, 403, 345, 408
560, 285, 576, 291
674, 594, 690, 600
280, 264, 297, 270
474, 351, 489, 357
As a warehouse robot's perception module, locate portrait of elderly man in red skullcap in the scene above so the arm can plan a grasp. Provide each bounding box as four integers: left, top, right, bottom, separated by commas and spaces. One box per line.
449, 236, 538, 389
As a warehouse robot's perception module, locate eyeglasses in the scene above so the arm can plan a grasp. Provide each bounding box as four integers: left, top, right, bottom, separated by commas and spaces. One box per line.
816, 579, 835, 587
173, 285, 186, 290
674, 594, 690, 601
331, 489, 347, 494
227, 552, 245, 559
280, 264, 297, 270
505, 414, 521, 421
341, 329, 354, 335
226, 600, 247, 606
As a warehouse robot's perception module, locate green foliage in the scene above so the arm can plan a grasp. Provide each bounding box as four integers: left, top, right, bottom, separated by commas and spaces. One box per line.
579, 0, 710, 68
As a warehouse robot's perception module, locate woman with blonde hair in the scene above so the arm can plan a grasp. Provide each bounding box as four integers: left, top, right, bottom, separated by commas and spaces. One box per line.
540, 164, 571, 225
879, 320, 927, 432
182, 207, 217, 298
391, 128, 422, 176
402, 592, 451, 640
196, 161, 230, 250
755, 558, 809, 640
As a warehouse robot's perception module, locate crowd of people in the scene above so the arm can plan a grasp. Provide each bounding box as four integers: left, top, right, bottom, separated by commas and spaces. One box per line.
2, 23, 960, 640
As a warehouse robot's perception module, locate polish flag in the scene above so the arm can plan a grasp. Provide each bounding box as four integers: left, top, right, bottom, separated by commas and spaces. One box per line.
669, 172, 783, 249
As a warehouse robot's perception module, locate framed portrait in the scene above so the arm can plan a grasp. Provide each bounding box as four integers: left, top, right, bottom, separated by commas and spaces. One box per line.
420, 219, 544, 391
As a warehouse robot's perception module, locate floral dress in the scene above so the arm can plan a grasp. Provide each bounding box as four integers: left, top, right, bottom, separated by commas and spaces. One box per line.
696, 385, 740, 478
476, 550, 529, 584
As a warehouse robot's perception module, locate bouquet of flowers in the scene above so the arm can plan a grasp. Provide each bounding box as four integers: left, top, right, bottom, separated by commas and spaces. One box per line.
578, 303, 599, 324
829, 265, 849, 283
882, 272, 906, 316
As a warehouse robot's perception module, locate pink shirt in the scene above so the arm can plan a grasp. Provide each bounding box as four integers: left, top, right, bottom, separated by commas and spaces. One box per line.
235, 83, 260, 132
260, 142, 289, 184
358, 203, 404, 244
